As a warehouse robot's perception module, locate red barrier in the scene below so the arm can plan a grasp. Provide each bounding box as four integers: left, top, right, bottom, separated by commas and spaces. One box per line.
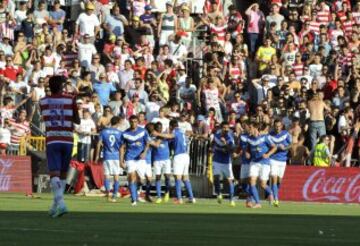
280, 166, 360, 203
0, 156, 32, 194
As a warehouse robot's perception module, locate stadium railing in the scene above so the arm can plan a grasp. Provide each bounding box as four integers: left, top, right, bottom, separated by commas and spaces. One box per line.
18, 136, 46, 156
189, 138, 211, 177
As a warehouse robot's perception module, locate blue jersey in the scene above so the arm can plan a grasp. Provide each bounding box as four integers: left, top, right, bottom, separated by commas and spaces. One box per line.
269, 130, 292, 162
171, 128, 187, 156
239, 134, 250, 165
247, 134, 274, 165
153, 138, 170, 161
122, 127, 149, 161
99, 128, 122, 160
145, 136, 155, 165
212, 130, 235, 164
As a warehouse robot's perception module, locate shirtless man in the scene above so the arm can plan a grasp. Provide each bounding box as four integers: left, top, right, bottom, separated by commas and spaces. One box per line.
308, 91, 331, 150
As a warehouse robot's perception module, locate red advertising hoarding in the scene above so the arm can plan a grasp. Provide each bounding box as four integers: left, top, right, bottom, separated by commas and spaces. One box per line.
0, 156, 32, 194
280, 166, 360, 203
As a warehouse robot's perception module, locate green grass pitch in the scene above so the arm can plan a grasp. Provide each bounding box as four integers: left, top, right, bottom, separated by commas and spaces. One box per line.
0, 194, 360, 246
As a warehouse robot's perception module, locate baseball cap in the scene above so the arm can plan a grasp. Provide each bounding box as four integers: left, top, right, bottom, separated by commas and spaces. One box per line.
166, 1, 173, 6
197, 115, 205, 122
145, 5, 152, 10
182, 5, 190, 12
86, 3, 95, 10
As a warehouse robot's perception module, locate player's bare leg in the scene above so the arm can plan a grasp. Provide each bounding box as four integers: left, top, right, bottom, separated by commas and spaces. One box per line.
261, 180, 274, 204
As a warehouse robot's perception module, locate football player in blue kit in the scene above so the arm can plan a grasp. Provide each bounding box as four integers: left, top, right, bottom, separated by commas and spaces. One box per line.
120, 115, 150, 206
96, 116, 123, 202
152, 122, 172, 204
211, 121, 236, 207
246, 122, 277, 208
269, 120, 292, 207
153, 119, 195, 204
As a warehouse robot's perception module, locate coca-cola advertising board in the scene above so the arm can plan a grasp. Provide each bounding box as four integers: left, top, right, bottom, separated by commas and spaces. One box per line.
279, 166, 360, 203
0, 156, 32, 194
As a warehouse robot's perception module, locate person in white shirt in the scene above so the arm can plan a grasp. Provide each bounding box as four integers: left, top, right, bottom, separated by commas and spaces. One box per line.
75, 2, 100, 41
75, 110, 96, 163
145, 93, 164, 122
169, 34, 188, 65
152, 107, 170, 133
309, 54, 323, 79
76, 34, 97, 69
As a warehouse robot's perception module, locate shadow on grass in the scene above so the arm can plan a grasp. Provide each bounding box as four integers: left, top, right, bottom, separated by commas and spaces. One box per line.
0, 211, 359, 246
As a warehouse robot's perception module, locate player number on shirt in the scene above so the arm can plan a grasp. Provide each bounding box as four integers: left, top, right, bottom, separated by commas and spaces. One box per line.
109, 135, 116, 147
49, 109, 65, 127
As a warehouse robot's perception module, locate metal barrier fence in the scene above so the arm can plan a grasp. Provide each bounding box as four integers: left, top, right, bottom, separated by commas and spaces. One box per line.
188, 139, 211, 177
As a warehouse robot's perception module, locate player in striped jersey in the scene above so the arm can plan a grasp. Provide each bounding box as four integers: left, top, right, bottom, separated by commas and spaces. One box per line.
40, 76, 80, 217
269, 120, 292, 207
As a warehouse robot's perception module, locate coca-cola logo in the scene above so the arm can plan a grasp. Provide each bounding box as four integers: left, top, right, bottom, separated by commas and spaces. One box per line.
303, 169, 360, 203
0, 159, 13, 191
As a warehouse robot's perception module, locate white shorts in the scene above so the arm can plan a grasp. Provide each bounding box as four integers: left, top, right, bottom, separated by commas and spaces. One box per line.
249, 162, 271, 181
125, 160, 151, 180
213, 162, 234, 179
103, 160, 123, 176
159, 30, 174, 46
173, 153, 189, 176
240, 164, 250, 180
154, 159, 171, 175
270, 159, 287, 178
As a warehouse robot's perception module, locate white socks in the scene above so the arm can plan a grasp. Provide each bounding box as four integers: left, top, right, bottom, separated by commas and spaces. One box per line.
50, 177, 66, 209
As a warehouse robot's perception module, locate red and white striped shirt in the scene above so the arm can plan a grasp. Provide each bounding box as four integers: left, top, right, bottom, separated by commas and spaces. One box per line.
293, 62, 304, 77
309, 21, 321, 35
209, 23, 228, 46
317, 10, 330, 25
229, 64, 241, 79
8, 119, 30, 145
40, 94, 78, 145
343, 20, 355, 37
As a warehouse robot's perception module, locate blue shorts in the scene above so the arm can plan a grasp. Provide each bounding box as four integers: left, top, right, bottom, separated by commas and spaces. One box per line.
46, 143, 73, 172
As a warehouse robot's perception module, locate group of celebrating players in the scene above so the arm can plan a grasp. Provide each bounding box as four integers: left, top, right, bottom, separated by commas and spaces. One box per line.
40, 76, 291, 218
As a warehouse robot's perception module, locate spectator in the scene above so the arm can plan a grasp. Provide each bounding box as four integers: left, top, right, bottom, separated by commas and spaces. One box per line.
75, 109, 96, 163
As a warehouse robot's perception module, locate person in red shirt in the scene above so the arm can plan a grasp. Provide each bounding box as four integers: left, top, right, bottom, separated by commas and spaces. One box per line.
0, 56, 24, 81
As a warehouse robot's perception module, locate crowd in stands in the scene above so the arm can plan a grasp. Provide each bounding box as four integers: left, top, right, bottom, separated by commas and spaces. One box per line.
0, 0, 359, 167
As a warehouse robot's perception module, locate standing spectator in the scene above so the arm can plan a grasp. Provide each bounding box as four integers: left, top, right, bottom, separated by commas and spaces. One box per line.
75, 2, 100, 42
158, 1, 177, 46
76, 34, 97, 69
75, 109, 96, 163
245, 3, 265, 57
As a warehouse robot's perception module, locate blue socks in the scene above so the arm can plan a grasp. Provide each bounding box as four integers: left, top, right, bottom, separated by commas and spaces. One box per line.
175, 179, 182, 200
250, 185, 260, 204
104, 179, 110, 193
164, 176, 170, 193
129, 182, 137, 202
113, 180, 119, 197
184, 180, 194, 199
229, 181, 234, 201
156, 180, 161, 198
272, 183, 279, 200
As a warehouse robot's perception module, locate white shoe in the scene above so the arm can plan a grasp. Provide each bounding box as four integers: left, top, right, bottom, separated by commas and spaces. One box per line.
137, 197, 146, 203
131, 201, 137, 206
